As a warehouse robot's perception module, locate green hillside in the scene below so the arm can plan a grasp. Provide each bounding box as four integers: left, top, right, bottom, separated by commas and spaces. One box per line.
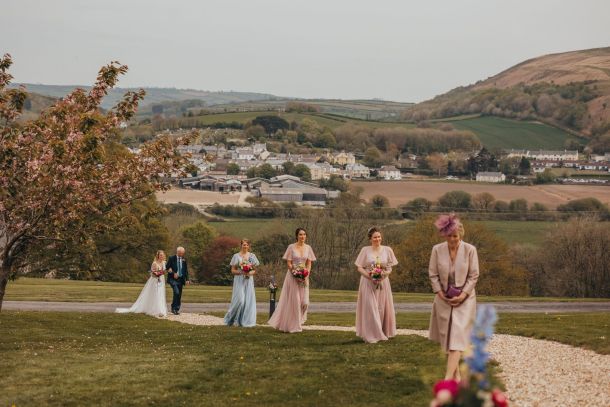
148, 109, 577, 149
14, 84, 278, 110
449, 116, 582, 149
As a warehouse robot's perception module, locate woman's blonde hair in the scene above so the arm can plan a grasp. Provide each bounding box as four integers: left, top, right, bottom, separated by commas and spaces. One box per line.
240, 238, 251, 247
154, 250, 166, 262
456, 222, 465, 238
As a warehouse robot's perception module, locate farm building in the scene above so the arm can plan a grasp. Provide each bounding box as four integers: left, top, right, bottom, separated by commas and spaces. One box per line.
476, 172, 506, 183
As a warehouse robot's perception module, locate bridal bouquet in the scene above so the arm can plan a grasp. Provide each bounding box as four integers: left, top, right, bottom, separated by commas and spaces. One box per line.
369, 257, 384, 289
240, 260, 253, 279
151, 268, 164, 282
430, 305, 509, 407
291, 263, 309, 286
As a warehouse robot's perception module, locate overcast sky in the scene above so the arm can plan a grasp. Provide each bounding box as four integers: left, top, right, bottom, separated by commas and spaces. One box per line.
2, 0, 609, 102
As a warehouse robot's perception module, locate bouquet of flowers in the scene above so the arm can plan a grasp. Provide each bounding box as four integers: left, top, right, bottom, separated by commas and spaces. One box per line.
291, 263, 309, 286
151, 268, 164, 282
369, 257, 384, 289
430, 305, 509, 407
240, 259, 253, 279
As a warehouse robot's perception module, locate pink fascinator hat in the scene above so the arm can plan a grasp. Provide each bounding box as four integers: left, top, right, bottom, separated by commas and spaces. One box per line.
434, 213, 459, 236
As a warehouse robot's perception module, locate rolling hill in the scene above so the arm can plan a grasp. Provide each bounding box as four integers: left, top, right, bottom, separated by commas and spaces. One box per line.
12, 84, 279, 111
402, 47, 610, 142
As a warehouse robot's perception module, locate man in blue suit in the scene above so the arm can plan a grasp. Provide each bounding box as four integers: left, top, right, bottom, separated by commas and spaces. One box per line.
166, 246, 190, 315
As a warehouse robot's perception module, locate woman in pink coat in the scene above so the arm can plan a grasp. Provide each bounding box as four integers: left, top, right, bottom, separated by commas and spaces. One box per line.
428, 214, 479, 380
354, 226, 398, 343
268, 227, 316, 333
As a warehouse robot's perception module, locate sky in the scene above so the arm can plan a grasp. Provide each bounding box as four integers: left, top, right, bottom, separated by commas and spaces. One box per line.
2, 0, 610, 102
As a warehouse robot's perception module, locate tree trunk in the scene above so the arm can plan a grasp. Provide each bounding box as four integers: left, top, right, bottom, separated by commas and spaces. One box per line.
0, 265, 8, 312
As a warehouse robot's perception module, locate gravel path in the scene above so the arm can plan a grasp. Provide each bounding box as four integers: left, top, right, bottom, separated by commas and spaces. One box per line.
165, 313, 610, 407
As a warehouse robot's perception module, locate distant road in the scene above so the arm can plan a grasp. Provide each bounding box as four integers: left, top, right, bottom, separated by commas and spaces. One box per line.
4, 301, 610, 313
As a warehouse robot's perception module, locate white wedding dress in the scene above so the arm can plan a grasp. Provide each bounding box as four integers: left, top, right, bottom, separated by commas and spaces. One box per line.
116, 261, 167, 317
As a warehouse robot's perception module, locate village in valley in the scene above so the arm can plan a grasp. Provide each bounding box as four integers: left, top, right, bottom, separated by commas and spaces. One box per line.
136, 125, 610, 208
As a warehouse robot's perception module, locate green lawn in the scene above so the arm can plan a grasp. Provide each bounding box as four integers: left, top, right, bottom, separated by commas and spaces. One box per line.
299, 312, 610, 355
209, 218, 285, 239
0, 311, 448, 406
451, 116, 581, 149
5, 278, 607, 303
471, 220, 553, 246
209, 218, 555, 248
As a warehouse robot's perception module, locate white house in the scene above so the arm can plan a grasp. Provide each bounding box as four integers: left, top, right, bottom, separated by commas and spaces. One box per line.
506, 149, 578, 161
378, 165, 401, 180
476, 172, 506, 183
234, 147, 255, 160
345, 163, 371, 179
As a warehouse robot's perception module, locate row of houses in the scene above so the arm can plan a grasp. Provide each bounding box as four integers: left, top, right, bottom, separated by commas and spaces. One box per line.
505, 149, 579, 161
531, 160, 610, 173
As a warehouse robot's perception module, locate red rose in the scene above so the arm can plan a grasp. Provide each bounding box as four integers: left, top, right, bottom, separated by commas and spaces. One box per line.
492, 389, 508, 407
433, 379, 459, 399
302, 270, 309, 277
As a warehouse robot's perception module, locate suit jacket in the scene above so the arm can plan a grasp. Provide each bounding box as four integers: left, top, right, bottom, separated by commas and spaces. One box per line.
166, 255, 189, 284
428, 241, 479, 295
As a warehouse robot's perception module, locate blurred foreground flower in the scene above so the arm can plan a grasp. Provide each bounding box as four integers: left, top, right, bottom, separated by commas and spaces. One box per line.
430, 305, 509, 407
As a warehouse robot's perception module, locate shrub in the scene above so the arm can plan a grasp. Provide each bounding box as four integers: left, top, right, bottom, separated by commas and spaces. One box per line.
370, 194, 390, 208
557, 197, 609, 218
393, 216, 528, 295
524, 217, 610, 297
438, 190, 472, 210
198, 236, 240, 285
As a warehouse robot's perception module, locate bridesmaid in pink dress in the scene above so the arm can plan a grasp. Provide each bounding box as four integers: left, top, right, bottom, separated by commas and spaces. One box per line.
354, 226, 398, 343
268, 228, 317, 333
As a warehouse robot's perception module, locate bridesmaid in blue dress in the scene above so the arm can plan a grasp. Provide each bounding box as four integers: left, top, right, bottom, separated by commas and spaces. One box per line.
224, 239, 260, 327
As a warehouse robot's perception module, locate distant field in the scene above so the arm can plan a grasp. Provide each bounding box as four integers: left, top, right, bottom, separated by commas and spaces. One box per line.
156, 188, 242, 205
450, 116, 580, 149
163, 110, 579, 149
208, 218, 553, 247
471, 220, 552, 246
353, 180, 610, 208
210, 218, 285, 238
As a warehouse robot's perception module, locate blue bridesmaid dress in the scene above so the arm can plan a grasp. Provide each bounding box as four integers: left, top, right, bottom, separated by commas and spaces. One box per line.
224, 252, 259, 327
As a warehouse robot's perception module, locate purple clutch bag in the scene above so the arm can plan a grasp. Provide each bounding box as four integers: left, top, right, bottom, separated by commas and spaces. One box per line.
445, 285, 463, 299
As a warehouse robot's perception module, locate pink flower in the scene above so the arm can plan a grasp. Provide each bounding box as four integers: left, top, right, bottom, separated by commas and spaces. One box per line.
433, 379, 459, 399
492, 389, 509, 407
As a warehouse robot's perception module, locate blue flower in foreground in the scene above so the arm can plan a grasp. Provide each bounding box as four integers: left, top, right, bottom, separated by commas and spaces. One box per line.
466, 305, 497, 389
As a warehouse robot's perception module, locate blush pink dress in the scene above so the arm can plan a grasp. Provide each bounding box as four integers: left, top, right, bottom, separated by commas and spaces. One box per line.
354, 245, 398, 343
268, 243, 316, 333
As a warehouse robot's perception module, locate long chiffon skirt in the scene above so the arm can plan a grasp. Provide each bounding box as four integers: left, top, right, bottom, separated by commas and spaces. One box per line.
224, 275, 257, 327
355, 276, 396, 343
268, 271, 309, 333
116, 276, 167, 317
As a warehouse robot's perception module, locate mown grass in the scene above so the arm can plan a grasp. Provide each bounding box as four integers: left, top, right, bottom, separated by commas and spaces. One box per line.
209, 218, 285, 239
294, 312, 610, 355
451, 116, 580, 149
6, 278, 607, 303
0, 311, 448, 407
470, 220, 553, 246
208, 218, 554, 247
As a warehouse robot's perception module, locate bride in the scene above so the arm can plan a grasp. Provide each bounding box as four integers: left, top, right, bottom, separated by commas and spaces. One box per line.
116, 250, 168, 317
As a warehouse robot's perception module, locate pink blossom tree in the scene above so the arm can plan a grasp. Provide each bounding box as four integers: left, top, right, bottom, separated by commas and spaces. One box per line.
0, 54, 194, 310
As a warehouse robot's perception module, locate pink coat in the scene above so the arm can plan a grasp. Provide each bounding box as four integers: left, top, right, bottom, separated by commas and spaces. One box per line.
428, 241, 479, 352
